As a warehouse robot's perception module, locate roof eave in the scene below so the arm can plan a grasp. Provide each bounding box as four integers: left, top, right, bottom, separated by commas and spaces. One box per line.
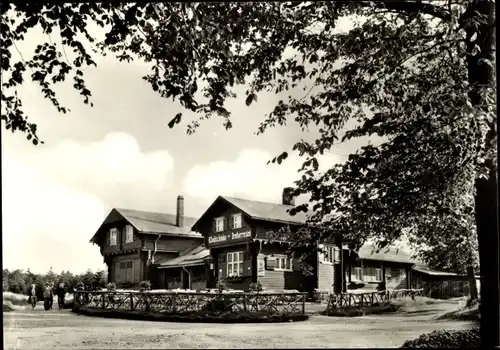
156, 261, 206, 269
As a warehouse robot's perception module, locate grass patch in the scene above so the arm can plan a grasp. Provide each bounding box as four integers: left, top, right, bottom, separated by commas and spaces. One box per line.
401, 328, 480, 348
436, 302, 480, 321
323, 302, 401, 317
73, 306, 309, 323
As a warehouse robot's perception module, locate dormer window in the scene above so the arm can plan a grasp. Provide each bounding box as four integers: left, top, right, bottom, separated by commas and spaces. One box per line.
232, 213, 242, 229
109, 228, 118, 246
214, 217, 224, 232
125, 225, 134, 243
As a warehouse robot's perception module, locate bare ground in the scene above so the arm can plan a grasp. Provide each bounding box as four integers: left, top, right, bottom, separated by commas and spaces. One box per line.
3, 298, 476, 349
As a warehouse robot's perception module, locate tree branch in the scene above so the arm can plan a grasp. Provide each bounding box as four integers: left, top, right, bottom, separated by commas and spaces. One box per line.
285, 1, 451, 21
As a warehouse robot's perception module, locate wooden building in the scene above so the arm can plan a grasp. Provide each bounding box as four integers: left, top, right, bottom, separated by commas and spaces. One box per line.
410, 265, 480, 299
89, 196, 203, 287
191, 188, 343, 294
89, 190, 418, 294
342, 244, 415, 293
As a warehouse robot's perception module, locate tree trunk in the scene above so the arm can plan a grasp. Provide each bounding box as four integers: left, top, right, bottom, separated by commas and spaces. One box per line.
466, 265, 478, 301
464, 1, 499, 348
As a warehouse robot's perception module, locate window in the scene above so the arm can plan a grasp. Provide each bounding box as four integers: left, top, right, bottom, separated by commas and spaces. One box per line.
110, 228, 118, 246
215, 217, 224, 232
362, 267, 383, 283
125, 225, 134, 243
232, 213, 242, 229
275, 255, 292, 271
354, 267, 363, 281
323, 245, 336, 263
227, 252, 243, 277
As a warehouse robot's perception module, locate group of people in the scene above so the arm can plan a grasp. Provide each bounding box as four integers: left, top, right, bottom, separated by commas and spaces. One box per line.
27, 282, 67, 310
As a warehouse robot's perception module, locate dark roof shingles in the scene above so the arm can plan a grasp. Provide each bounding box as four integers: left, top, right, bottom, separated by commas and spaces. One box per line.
115, 208, 201, 237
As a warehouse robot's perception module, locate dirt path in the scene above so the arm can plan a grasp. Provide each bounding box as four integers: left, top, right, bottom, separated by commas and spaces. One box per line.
3, 306, 476, 349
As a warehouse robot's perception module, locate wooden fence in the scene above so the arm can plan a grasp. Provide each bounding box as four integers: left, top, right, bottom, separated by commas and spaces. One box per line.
74, 290, 307, 315
412, 280, 474, 299
325, 288, 423, 314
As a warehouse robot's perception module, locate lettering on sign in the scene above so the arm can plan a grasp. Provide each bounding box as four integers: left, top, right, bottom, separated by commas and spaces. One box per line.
231, 231, 251, 240
208, 235, 227, 244
208, 230, 252, 245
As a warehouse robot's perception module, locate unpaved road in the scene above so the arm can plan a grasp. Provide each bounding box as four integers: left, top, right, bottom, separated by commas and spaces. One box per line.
3, 306, 476, 349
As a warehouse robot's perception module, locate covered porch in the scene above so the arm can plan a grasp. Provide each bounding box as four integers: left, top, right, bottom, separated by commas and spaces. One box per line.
154, 245, 214, 291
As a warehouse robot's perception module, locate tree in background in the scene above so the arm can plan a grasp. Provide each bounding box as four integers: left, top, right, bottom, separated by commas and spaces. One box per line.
1, 1, 497, 347
2, 268, 107, 296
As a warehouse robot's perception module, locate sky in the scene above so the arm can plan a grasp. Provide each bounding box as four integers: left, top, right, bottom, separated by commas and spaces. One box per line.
2, 13, 409, 274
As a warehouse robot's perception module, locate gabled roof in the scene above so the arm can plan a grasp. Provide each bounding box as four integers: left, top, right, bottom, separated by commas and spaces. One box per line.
354, 244, 415, 265
156, 244, 212, 269
192, 195, 309, 230
90, 208, 202, 243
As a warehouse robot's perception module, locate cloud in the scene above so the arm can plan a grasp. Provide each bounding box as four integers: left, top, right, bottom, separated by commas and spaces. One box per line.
183, 148, 342, 209
2, 132, 175, 274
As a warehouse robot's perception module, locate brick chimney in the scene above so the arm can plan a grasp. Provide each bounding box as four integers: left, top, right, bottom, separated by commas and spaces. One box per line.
176, 195, 184, 227
282, 187, 296, 206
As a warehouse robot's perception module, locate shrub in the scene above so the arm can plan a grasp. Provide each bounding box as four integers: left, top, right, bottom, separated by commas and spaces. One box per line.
401, 328, 480, 348
106, 282, 116, 291
138, 280, 152, 292
216, 280, 227, 292
202, 297, 234, 314
249, 282, 263, 292
325, 303, 400, 317
3, 292, 29, 306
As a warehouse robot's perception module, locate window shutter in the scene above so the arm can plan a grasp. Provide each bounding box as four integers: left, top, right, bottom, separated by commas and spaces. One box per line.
228, 215, 234, 229
212, 219, 216, 233
106, 230, 110, 246
291, 258, 301, 271
243, 255, 252, 277
219, 254, 226, 263
224, 216, 229, 231
265, 256, 277, 270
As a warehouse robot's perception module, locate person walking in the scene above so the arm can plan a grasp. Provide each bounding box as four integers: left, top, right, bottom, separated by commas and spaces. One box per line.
56, 282, 66, 309
28, 284, 37, 309
43, 283, 54, 311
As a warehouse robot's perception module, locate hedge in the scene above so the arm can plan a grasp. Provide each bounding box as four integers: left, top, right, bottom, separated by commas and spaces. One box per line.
401, 328, 480, 348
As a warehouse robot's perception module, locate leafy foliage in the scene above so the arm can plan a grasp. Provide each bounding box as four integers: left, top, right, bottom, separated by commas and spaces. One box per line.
3, 3, 495, 249
0, 3, 123, 144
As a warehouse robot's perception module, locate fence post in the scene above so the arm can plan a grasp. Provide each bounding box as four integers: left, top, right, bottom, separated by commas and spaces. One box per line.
102, 293, 105, 309
243, 294, 247, 312
349, 294, 352, 307
130, 293, 134, 310
371, 292, 374, 305
326, 295, 330, 316
145, 293, 150, 312
302, 294, 306, 314
172, 293, 177, 313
